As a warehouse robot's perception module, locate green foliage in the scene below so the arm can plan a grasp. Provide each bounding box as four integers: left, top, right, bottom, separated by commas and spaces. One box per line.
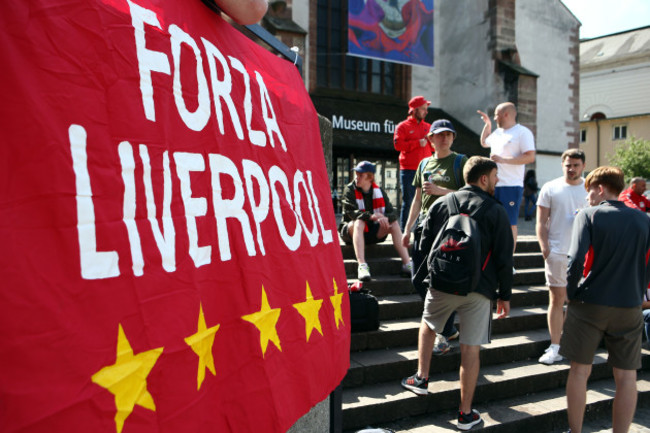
608, 136, 650, 181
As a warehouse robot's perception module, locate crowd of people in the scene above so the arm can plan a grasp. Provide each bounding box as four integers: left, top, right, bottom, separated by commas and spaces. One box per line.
337, 97, 650, 432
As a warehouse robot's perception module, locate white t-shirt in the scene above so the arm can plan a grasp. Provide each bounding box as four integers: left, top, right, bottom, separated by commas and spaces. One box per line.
485, 123, 535, 187
537, 177, 588, 255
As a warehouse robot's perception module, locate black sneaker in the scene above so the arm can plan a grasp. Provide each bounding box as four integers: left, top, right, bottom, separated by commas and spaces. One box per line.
400, 374, 428, 395
457, 409, 482, 430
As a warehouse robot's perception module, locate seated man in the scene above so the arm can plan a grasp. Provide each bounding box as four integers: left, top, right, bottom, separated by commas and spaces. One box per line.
339, 161, 412, 281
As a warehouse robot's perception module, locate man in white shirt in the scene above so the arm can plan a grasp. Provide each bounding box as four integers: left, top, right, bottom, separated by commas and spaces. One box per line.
478, 102, 536, 250
536, 149, 587, 364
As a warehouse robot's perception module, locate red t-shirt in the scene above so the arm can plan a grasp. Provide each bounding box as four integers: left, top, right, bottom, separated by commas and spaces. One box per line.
619, 187, 650, 212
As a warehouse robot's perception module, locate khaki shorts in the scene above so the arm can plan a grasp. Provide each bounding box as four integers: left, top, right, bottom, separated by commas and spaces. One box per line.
422, 289, 492, 346
559, 301, 642, 370
544, 252, 568, 287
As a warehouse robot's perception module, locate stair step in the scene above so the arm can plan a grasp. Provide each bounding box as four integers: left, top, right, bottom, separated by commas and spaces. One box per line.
347, 372, 650, 432
377, 294, 423, 320
351, 305, 548, 352
341, 242, 404, 260
514, 236, 541, 253
342, 352, 650, 431
344, 257, 411, 279
345, 328, 552, 388
344, 258, 546, 285
340, 236, 541, 258
373, 286, 549, 322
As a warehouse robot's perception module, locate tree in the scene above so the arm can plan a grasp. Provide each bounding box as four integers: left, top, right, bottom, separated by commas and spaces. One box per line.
608, 136, 650, 181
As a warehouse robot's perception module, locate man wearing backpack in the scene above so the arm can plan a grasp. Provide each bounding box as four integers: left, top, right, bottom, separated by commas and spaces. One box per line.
401, 156, 513, 431
402, 119, 468, 354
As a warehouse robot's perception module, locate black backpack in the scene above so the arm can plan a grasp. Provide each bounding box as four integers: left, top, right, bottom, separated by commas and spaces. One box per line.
348, 284, 379, 332
425, 194, 493, 296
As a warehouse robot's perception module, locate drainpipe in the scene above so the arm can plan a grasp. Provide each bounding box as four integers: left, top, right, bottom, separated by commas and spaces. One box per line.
596, 119, 600, 166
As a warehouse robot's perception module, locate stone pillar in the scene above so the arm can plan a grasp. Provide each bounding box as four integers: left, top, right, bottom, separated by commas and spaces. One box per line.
517, 75, 537, 138
487, 0, 517, 55
318, 114, 333, 187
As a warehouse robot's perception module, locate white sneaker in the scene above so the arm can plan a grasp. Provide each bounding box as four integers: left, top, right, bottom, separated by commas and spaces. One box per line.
539, 345, 563, 365
400, 260, 413, 277
357, 263, 371, 282
432, 334, 451, 355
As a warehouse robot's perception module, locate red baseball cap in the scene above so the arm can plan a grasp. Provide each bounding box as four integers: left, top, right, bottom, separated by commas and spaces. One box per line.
408, 95, 431, 110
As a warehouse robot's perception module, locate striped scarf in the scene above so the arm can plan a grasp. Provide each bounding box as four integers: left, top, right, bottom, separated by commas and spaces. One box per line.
355, 182, 385, 232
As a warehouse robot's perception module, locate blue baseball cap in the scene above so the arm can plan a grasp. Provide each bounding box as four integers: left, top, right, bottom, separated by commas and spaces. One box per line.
352, 161, 376, 174
429, 119, 456, 136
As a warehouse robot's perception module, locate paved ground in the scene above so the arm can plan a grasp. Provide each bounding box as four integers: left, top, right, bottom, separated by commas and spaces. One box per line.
516, 215, 537, 237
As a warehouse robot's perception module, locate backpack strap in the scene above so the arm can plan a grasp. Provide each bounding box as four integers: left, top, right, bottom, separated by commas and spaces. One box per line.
452, 154, 465, 188
418, 156, 431, 180
447, 193, 460, 216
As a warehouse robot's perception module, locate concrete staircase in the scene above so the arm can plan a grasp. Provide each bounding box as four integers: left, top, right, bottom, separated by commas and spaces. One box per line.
341, 236, 650, 432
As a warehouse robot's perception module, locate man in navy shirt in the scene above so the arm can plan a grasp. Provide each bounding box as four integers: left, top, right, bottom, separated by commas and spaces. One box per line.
562, 166, 650, 433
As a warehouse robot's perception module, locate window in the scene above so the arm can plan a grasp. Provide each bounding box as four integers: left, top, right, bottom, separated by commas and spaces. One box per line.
613, 124, 627, 140
580, 129, 587, 143
316, 0, 403, 96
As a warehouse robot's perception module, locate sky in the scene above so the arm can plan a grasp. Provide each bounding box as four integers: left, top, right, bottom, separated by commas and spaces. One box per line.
561, 0, 650, 39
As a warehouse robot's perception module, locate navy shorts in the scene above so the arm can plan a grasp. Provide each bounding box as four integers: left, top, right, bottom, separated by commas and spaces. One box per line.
495, 186, 523, 225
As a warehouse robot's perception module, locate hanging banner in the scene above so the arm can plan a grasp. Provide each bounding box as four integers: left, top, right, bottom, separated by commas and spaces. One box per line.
0, 1, 350, 432
348, 0, 434, 67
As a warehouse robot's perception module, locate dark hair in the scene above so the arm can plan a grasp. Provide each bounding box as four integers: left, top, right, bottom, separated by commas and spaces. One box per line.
584, 166, 625, 195
630, 177, 645, 186
524, 169, 536, 181
561, 148, 585, 163
463, 156, 497, 184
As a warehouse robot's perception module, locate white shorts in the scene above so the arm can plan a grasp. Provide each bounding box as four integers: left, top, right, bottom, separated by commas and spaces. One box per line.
544, 251, 568, 287
422, 289, 492, 346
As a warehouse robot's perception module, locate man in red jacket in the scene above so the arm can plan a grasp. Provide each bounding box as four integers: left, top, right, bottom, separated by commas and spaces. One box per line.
394, 96, 432, 230
619, 177, 650, 212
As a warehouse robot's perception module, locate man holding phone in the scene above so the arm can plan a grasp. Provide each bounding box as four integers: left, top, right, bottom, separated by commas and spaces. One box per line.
402, 119, 468, 353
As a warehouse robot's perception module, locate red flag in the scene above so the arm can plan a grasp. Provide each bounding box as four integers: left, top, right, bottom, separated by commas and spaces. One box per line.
0, 1, 350, 432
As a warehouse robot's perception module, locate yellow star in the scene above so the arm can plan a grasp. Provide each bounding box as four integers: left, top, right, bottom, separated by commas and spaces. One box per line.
242, 286, 282, 357
184, 303, 220, 390
293, 281, 324, 342
91, 324, 164, 433
330, 278, 345, 329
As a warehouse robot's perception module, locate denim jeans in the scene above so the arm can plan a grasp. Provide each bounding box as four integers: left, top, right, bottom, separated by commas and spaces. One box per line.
400, 169, 416, 231
643, 308, 650, 342
523, 193, 537, 219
